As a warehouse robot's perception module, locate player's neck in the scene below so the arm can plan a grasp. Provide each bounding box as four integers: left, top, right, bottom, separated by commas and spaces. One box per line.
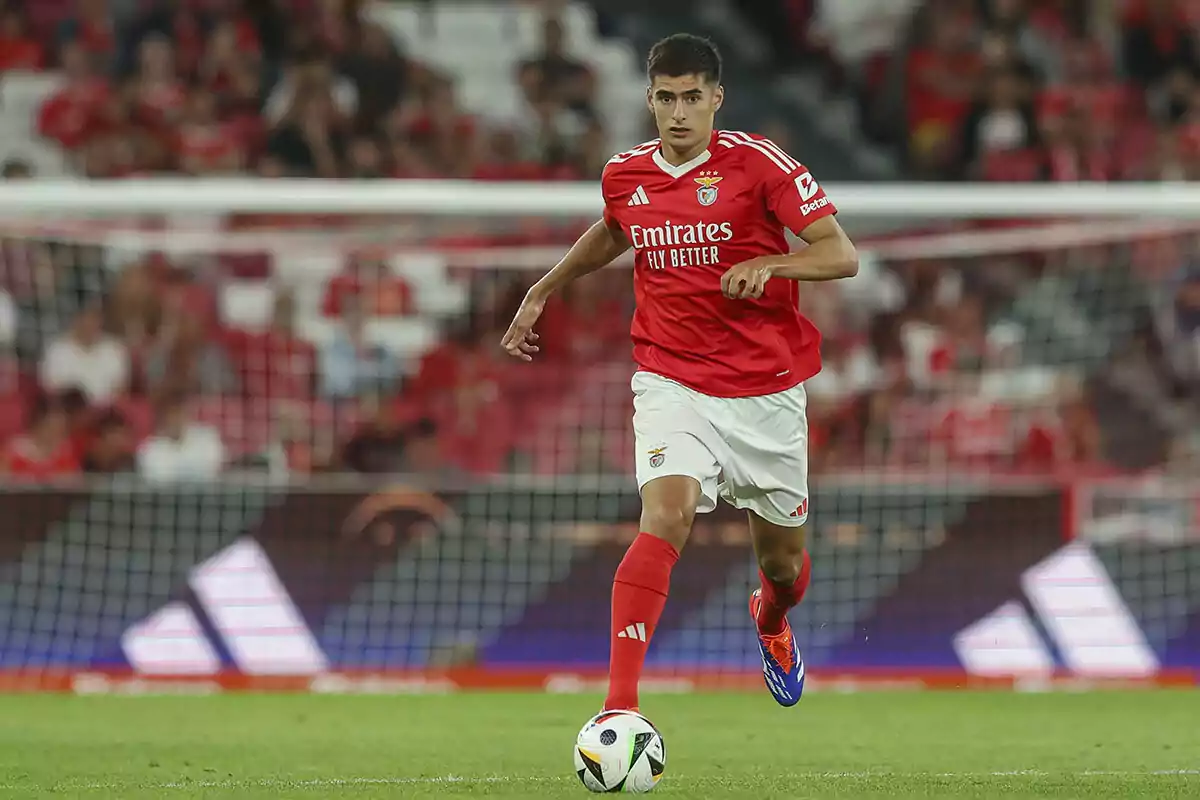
658, 132, 712, 166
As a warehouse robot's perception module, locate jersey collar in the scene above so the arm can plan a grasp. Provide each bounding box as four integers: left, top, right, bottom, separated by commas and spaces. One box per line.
652, 131, 717, 179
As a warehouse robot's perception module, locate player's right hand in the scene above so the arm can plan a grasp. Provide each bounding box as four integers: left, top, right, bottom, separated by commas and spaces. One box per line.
500, 290, 545, 362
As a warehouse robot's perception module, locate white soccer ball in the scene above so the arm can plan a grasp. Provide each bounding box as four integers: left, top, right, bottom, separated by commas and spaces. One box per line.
573, 710, 667, 793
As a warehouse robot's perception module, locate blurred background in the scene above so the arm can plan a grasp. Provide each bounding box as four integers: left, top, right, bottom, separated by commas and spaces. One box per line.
0, 0, 1195, 689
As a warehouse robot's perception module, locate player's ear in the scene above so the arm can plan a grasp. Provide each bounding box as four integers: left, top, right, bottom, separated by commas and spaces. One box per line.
645, 86, 654, 114
713, 85, 724, 112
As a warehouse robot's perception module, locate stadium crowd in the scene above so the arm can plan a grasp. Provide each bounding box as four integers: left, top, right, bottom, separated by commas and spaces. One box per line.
0, 0, 1194, 483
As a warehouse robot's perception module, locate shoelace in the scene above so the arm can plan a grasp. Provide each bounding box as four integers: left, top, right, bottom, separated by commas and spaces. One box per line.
760, 630, 795, 674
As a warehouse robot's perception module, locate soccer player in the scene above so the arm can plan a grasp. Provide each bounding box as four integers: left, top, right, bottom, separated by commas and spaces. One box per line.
501, 34, 857, 710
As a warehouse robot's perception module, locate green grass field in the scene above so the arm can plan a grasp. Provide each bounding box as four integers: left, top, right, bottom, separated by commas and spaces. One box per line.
0, 691, 1197, 799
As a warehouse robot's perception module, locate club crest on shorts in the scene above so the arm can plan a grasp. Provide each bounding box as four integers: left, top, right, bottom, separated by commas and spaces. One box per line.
647, 446, 667, 468
694, 172, 722, 206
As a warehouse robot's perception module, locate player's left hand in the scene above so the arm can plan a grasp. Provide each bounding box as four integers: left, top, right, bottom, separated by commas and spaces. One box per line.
721, 259, 773, 299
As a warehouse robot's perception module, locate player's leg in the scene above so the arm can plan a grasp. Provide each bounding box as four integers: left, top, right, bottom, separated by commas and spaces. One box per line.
747, 512, 811, 706
604, 474, 699, 711
750, 514, 812, 637
707, 380, 812, 706
606, 373, 723, 711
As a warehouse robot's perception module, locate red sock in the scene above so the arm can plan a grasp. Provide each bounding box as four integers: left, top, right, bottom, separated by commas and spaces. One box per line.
604, 533, 679, 711
757, 550, 812, 636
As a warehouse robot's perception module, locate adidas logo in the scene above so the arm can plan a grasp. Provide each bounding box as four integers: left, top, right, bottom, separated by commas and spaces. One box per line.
617, 622, 648, 642
627, 186, 650, 206
121, 538, 328, 676
954, 542, 1158, 678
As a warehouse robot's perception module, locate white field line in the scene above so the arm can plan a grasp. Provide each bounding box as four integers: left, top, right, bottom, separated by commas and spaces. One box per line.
4, 770, 1198, 792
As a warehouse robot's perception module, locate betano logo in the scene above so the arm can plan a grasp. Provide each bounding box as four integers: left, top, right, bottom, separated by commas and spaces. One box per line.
953, 542, 1159, 679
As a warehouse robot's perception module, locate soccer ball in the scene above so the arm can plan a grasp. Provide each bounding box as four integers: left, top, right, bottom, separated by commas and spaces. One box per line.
573, 710, 666, 793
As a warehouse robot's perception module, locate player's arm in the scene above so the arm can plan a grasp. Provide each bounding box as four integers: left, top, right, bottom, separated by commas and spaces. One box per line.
501, 219, 630, 361
760, 215, 858, 282
722, 153, 858, 299
531, 218, 630, 299
722, 215, 858, 299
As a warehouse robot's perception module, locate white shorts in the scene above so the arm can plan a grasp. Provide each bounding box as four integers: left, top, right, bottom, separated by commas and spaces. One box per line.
631, 371, 810, 527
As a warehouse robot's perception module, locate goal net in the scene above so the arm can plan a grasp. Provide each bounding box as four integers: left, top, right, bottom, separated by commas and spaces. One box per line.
0, 180, 1195, 694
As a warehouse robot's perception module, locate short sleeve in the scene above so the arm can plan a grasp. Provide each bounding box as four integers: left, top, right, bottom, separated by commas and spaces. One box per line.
760, 153, 838, 235
600, 162, 622, 232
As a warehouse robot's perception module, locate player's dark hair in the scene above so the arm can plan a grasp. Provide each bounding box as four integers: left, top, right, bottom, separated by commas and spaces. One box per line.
646, 34, 722, 85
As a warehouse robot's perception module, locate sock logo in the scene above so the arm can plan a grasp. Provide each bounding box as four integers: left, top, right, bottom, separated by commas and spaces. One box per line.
617, 622, 648, 642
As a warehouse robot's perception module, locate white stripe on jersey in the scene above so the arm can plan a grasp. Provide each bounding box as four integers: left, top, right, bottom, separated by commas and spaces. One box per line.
718, 131, 800, 174
722, 130, 801, 170
606, 139, 661, 166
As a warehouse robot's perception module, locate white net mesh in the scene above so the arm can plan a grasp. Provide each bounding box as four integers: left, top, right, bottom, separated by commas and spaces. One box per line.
0, 184, 1195, 689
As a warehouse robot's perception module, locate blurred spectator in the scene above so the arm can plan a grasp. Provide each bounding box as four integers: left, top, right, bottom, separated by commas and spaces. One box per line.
519, 15, 595, 115
905, 10, 984, 175
337, 22, 410, 128
977, 0, 1058, 81
37, 40, 109, 153
264, 89, 345, 177
2, 395, 79, 481
40, 302, 130, 404
341, 392, 407, 473
223, 289, 315, 400
56, 0, 115, 63
198, 17, 261, 99
176, 89, 244, 175
322, 252, 412, 317
959, 67, 1039, 178
264, 51, 357, 130
319, 298, 398, 399
106, 258, 164, 354
13, 243, 83, 365
145, 300, 238, 401
0, 3, 45, 71
131, 34, 187, 130
136, 394, 225, 482
403, 76, 477, 175
808, 0, 921, 78
1123, 0, 1197, 91
270, 400, 325, 476
1016, 375, 1103, 469
81, 409, 135, 474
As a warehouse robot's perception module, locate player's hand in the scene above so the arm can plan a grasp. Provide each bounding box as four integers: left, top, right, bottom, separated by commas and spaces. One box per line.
500, 289, 545, 361
721, 258, 773, 299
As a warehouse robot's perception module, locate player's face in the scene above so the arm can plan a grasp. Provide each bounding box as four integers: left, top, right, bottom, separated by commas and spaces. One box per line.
647, 74, 723, 155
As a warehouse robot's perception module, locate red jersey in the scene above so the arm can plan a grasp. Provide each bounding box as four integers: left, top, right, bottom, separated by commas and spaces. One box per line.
601, 130, 837, 397
3, 436, 80, 481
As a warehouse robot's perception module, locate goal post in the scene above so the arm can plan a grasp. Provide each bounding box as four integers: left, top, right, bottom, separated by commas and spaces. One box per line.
0, 179, 1195, 695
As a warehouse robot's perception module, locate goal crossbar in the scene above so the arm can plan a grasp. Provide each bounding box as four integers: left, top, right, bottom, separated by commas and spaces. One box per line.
2, 180, 1200, 216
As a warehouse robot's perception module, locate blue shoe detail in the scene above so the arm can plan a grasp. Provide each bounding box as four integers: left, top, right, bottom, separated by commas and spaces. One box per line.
750, 589, 805, 707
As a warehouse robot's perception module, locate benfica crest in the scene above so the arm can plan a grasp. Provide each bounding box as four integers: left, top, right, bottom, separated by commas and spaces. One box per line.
648, 446, 667, 468
694, 172, 723, 206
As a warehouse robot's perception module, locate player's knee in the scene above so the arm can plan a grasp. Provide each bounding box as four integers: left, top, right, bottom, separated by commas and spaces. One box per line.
640, 503, 695, 550
758, 551, 801, 586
